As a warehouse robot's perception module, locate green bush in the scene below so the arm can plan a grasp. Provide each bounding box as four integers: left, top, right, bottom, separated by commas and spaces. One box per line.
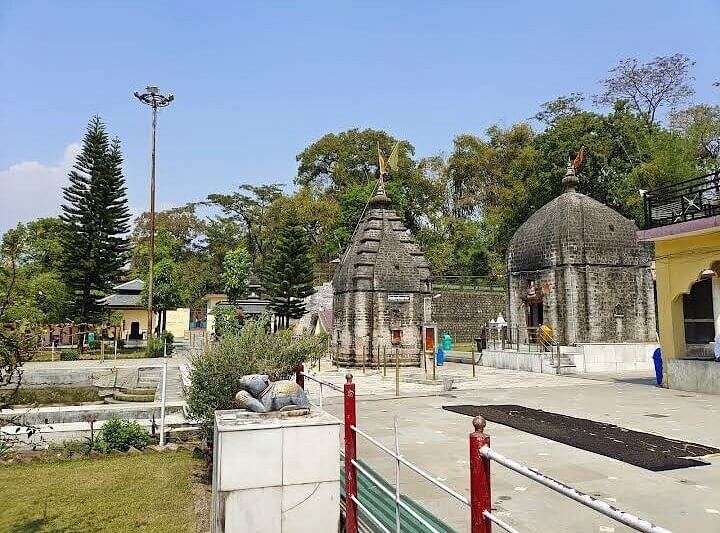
95, 417, 150, 452
212, 304, 243, 337
186, 314, 327, 442
60, 350, 79, 361
146, 331, 174, 357
49, 439, 92, 458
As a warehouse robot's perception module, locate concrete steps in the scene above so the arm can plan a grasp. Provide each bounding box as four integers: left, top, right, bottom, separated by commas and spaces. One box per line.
111, 390, 157, 402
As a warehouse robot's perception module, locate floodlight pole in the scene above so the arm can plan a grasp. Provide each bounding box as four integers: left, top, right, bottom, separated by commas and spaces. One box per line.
134, 86, 174, 339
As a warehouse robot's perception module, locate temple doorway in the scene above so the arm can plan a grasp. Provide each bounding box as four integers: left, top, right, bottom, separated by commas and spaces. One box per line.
527, 302, 544, 329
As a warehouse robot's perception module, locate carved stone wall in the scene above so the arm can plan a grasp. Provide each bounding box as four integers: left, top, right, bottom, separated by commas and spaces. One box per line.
332, 193, 431, 367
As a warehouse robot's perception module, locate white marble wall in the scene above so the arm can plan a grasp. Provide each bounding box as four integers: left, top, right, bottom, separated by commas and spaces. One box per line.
573, 343, 657, 372
212, 409, 341, 533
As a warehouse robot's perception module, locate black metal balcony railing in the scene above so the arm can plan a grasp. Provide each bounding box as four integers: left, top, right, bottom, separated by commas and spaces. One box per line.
644, 169, 720, 229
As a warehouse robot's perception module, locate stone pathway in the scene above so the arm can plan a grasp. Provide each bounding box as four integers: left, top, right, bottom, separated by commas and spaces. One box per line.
300, 358, 599, 404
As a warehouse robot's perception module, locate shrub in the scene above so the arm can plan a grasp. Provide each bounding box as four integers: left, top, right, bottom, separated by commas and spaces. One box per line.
49, 439, 91, 458
60, 350, 79, 361
186, 314, 326, 442
212, 304, 244, 337
95, 417, 150, 451
146, 331, 174, 358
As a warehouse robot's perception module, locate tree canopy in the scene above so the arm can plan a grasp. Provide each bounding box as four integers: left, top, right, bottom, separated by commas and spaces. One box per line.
6, 53, 717, 327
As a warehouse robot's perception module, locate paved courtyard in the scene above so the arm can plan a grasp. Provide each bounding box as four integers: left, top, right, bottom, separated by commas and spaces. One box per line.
303, 360, 720, 532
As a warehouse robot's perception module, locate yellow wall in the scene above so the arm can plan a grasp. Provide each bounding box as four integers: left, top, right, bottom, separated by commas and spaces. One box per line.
654, 230, 720, 366
206, 295, 227, 334
118, 309, 148, 339
116, 308, 190, 339
165, 308, 190, 339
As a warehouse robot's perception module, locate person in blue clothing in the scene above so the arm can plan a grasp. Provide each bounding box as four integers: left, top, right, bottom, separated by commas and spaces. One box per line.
714, 331, 720, 362
652, 348, 663, 386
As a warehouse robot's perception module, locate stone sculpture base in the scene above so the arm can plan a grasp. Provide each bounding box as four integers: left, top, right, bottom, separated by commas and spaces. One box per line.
211, 408, 341, 533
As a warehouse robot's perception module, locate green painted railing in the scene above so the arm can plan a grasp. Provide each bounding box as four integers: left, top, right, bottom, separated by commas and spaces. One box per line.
341, 460, 457, 533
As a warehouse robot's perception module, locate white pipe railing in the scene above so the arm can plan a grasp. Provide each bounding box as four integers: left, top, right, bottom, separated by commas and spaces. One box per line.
351, 424, 470, 507
480, 445, 672, 533
483, 510, 521, 533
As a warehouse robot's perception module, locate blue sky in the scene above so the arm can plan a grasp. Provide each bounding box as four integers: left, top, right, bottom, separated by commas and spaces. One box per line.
1, 1, 718, 231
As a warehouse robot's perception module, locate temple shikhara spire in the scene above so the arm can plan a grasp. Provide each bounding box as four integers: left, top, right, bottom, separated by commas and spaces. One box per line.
332, 140, 431, 367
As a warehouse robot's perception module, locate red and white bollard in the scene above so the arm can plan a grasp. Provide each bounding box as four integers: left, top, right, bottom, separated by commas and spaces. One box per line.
470, 415, 492, 533
344, 373, 358, 533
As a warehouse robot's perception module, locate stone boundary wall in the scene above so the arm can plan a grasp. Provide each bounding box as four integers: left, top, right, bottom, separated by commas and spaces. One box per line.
668, 359, 720, 394
433, 287, 507, 343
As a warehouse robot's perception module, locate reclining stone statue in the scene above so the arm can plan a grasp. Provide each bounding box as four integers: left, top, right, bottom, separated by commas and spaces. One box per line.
234, 374, 311, 413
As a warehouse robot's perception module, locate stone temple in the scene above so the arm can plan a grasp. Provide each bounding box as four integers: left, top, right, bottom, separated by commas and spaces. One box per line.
504, 160, 657, 370
332, 179, 431, 367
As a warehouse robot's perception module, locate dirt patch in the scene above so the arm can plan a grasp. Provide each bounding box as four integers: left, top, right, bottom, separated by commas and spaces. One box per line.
444, 404, 719, 471
191, 457, 212, 533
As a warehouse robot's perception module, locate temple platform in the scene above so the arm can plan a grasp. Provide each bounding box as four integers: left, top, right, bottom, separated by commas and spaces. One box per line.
446, 342, 657, 375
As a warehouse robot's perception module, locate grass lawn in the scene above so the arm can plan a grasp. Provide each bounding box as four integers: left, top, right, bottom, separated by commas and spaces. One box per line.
0, 451, 205, 532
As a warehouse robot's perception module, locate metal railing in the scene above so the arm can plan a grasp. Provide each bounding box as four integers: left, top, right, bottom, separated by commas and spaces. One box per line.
643, 169, 720, 229
340, 374, 467, 533
470, 416, 672, 533
298, 366, 342, 413
294, 366, 671, 533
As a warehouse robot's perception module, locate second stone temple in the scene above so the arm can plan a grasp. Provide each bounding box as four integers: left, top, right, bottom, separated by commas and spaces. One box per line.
332, 177, 432, 367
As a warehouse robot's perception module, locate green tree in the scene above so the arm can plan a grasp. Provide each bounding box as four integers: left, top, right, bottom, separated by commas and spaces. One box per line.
222, 247, 251, 302
295, 128, 431, 231
59, 116, 130, 321
671, 104, 720, 166
0, 219, 72, 324
130, 205, 206, 274
261, 226, 315, 328
0, 225, 38, 409
142, 258, 186, 333
206, 184, 283, 268
265, 187, 341, 263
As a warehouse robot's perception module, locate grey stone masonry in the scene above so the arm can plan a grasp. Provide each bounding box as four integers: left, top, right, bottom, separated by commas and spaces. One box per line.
433, 288, 507, 343
332, 190, 431, 367
505, 164, 657, 346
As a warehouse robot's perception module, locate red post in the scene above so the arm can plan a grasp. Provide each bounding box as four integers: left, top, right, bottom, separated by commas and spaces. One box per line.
296, 363, 305, 390
470, 415, 492, 533
344, 373, 358, 533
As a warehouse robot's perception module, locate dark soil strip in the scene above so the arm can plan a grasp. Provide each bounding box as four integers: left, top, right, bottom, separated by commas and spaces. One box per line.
443, 404, 719, 471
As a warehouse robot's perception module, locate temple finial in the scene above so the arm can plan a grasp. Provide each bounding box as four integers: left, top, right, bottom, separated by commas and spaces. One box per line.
371, 142, 391, 204
562, 146, 584, 193
562, 159, 578, 192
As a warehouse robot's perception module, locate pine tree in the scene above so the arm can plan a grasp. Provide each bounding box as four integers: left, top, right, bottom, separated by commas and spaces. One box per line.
262, 226, 315, 328
60, 116, 130, 321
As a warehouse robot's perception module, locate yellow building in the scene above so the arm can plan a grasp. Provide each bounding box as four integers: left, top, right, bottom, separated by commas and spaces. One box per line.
638, 171, 720, 393
100, 279, 191, 341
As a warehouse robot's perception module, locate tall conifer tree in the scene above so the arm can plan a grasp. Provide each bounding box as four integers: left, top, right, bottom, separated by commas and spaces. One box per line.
262, 226, 315, 328
60, 116, 130, 321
